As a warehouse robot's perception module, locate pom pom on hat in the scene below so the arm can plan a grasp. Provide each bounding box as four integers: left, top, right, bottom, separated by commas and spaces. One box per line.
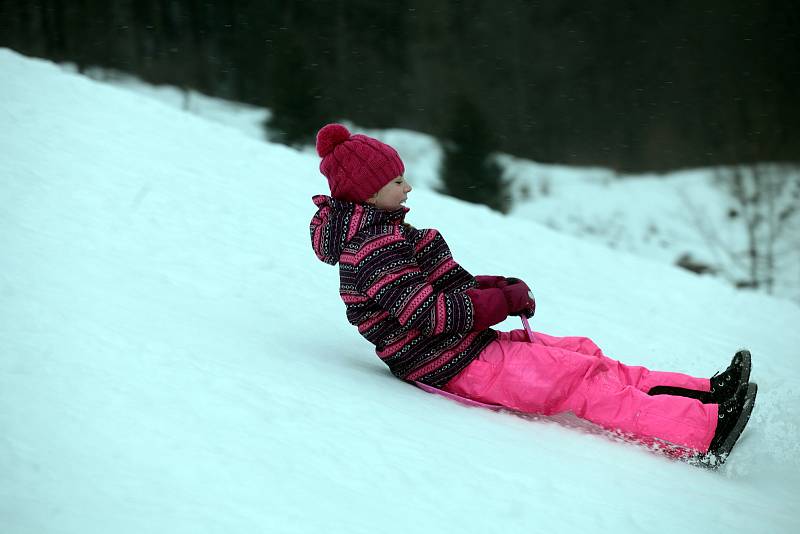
316, 123, 405, 204
316, 123, 351, 157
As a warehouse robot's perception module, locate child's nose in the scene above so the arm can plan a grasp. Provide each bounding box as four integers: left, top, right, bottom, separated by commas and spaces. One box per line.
405, 182, 413, 192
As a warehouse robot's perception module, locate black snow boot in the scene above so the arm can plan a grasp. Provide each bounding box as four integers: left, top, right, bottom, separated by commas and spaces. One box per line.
698, 382, 758, 468
705, 349, 752, 403
647, 350, 751, 404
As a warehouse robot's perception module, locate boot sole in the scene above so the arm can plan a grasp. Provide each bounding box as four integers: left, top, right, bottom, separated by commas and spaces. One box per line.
698, 382, 758, 468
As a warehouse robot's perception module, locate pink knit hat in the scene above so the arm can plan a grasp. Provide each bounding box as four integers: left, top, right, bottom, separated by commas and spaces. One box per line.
316, 123, 405, 203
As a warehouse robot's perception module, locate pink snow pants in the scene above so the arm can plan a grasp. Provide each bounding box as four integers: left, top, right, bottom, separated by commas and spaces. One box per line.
443, 330, 718, 452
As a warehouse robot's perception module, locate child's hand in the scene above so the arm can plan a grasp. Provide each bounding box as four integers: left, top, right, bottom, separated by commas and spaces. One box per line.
474, 275, 508, 289
502, 279, 536, 318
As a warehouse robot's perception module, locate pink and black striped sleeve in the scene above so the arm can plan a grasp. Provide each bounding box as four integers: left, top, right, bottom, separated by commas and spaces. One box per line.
346, 236, 475, 337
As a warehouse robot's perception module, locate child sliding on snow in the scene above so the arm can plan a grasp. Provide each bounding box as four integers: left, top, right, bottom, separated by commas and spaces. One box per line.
309, 123, 757, 467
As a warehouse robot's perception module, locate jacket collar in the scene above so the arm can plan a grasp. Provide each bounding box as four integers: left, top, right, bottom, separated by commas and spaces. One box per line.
310, 195, 409, 265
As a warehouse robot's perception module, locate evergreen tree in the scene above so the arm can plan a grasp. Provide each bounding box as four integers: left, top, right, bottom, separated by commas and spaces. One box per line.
440, 95, 510, 213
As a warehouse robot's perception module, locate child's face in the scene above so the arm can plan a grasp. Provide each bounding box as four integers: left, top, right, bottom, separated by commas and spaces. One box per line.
366, 176, 412, 210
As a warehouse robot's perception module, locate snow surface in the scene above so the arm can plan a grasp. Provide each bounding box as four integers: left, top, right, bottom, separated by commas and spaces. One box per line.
73, 63, 800, 306
501, 156, 800, 305
2, 48, 800, 534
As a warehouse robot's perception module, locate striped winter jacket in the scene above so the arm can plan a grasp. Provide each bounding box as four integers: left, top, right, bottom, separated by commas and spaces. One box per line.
310, 195, 497, 387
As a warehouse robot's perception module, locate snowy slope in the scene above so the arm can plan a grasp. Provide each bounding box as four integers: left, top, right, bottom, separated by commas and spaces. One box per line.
501, 156, 800, 305
69, 63, 800, 303
77, 64, 800, 307
2, 48, 799, 534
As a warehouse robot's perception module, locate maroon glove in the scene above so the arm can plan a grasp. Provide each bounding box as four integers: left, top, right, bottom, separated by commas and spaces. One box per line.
465, 287, 508, 330
474, 275, 508, 289
501, 279, 536, 318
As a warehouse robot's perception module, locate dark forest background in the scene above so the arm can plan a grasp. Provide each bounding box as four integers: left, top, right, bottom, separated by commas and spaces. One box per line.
1, 0, 799, 173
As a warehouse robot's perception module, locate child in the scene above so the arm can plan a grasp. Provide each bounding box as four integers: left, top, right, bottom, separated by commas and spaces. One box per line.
309, 123, 757, 466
